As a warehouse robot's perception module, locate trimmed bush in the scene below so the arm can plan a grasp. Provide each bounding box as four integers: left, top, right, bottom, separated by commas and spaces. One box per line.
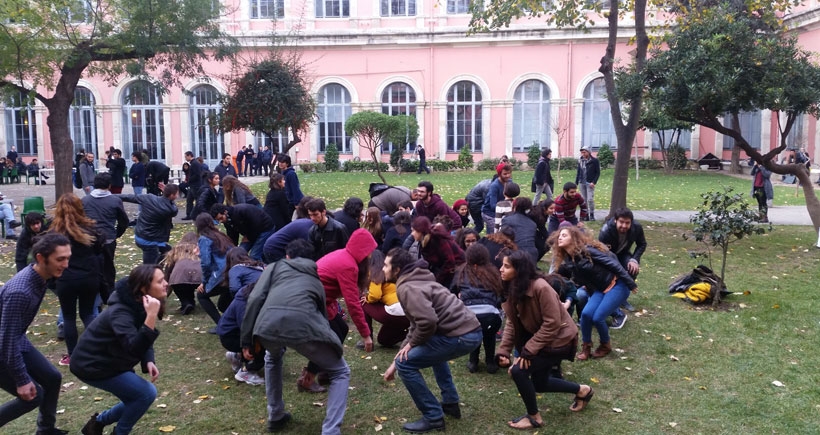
667, 144, 688, 170
428, 159, 457, 172
477, 157, 524, 172
400, 158, 418, 173
456, 146, 474, 170
637, 158, 664, 169
324, 143, 340, 172
527, 143, 542, 169
342, 160, 389, 173
597, 143, 615, 169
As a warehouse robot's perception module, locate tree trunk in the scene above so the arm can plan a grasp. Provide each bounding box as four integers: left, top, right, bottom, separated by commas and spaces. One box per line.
44, 65, 85, 202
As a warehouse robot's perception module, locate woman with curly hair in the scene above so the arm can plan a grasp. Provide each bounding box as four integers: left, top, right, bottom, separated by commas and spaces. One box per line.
477, 225, 518, 269
160, 232, 201, 314
362, 206, 384, 249
451, 244, 503, 374
551, 225, 637, 360
50, 193, 105, 366
195, 213, 236, 329
497, 250, 593, 430
222, 175, 261, 207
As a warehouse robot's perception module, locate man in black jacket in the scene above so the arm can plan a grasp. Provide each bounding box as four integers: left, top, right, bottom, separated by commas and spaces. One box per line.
213, 153, 237, 183
105, 149, 127, 194
83, 173, 129, 301
145, 160, 170, 196
210, 203, 275, 262
183, 151, 203, 220
305, 198, 349, 260
575, 147, 600, 221
596, 207, 647, 327
120, 185, 179, 264
533, 148, 554, 203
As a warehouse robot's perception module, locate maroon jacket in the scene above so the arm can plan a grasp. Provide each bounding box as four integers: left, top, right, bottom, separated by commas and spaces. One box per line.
420, 225, 465, 288
415, 194, 463, 229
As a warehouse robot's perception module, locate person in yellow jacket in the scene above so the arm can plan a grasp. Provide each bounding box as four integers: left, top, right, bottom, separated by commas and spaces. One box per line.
360, 251, 409, 348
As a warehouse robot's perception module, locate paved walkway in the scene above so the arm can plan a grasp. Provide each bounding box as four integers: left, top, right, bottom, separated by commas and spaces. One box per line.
0, 176, 814, 226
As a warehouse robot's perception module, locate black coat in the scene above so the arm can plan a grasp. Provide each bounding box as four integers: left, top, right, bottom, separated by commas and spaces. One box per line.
556, 246, 637, 293
263, 189, 292, 231
70, 279, 159, 381
224, 204, 275, 246
106, 157, 127, 188
187, 159, 203, 188
598, 218, 647, 268
194, 186, 223, 218
120, 194, 178, 242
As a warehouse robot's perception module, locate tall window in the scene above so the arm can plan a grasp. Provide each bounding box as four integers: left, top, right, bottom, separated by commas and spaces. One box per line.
785, 115, 805, 149
723, 111, 761, 149
381, 82, 417, 153
122, 81, 165, 161
69, 87, 97, 156
189, 85, 224, 168
512, 80, 550, 152
447, 81, 482, 152
447, 0, 470, 13
582, 78, 617, 150
381, 0, 415, 16
315, 0, 349, 17
251, 0, 284, 18
316, 84, 352, 153
254, 130, 289, 154
651, 129, 691, 150
4, 91, 37, 155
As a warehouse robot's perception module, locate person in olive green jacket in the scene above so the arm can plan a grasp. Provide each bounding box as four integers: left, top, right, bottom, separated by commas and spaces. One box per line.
240, 239, 349, 435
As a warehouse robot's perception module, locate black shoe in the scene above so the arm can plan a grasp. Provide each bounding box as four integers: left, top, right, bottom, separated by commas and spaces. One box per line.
5, 234, 17, 240
182, 305, 195, 315
485, 361, 499, 374
9, 220, 22, 229
36, 428, 69, 435
128, 220, 137, 227
267, 412, 292, 432
402, 418, 445, 433
441, 402, 461, 419
82, 413, 105, 435
181, 216, 193, 221
466, 360, 478, 373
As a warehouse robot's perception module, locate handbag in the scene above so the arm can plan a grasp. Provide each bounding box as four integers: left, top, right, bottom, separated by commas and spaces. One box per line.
531, 178, 537, 193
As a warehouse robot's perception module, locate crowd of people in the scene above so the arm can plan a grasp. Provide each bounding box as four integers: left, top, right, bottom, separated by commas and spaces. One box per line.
1, 146, 658, 434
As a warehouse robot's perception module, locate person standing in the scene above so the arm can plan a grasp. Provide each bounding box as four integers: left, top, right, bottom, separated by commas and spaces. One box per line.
0, 233, 71, 435
235, 146, 246, 177
129, 153, 146, 196
415, 144, 430, 174
106, 149, 127, 194
241, 239, 351, 434
481, 163, 513, 234
533, 148, 554, 203
259, 145, 272, 176
120, 185, 180, 264
70, 265, 167, 435
575, 147, 600, 221
244, 145, 255, 176
82, 173, 129, 301
79, 153, 96, 196
193, 172, 223, 218
750, 160, 773, 223
278, 154, 304, 218
183, 151, 203, 220
263, 173, 292, 231
382, 248, 481, 433
214, 153, 238, 183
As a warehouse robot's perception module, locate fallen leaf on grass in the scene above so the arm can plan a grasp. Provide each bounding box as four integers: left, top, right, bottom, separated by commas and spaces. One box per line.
56, 409, 65, 414
590, 377, 600, 384
375, 424, 383, 431
670, 355, 680, 362
772, 380, 785, 387
612, 408, 623, 413
198, 395, 210, 399
158, 425, 176, 432
772, 304, 780, 309
157, 404, 167, 408
62, 382, 74, 388
312, 402, 325, 407
669, 422, 677, 427
94, 397, 102, 401
80, 386, 88, 390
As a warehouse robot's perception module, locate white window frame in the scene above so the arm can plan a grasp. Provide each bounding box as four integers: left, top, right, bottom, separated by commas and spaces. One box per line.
447, 81, 483, 152
512, 79, 550, 152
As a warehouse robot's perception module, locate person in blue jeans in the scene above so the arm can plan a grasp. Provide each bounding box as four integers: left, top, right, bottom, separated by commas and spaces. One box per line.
552, 224, 637, 361
382, 248, 482, 433
70, 264, 168, 435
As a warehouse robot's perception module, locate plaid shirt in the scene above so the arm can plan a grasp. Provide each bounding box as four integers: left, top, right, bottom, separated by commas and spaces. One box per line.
0, 265, 49, 387
554, 192, 588, 223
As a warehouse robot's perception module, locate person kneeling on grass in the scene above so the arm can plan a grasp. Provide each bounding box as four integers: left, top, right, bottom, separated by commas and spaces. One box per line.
382, 248, 482, 434
241, 239, 351, 434
70, 264, 167, 435
496, 250, 593, 430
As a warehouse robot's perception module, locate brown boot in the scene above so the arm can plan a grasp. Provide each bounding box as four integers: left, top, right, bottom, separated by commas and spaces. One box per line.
576, 342, 593, 361
592, 342, 612, 359
297, 367, 327, 393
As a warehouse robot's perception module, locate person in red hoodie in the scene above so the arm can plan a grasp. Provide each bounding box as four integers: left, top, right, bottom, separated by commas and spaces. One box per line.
296, 228, 377, 393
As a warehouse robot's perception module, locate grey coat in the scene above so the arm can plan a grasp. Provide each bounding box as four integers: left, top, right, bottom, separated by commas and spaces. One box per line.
240, 258, 343, 357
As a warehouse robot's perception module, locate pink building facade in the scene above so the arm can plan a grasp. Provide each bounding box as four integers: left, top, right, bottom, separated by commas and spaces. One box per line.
3, 0, 820, 170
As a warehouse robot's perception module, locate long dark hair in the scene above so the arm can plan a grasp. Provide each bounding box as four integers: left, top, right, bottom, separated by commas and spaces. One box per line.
195, 212, 234, 255
502, 250, 542, 305
368, 249, 386, 285
453, 244, 503, 296
222, 247, 264, 283
128, 264, 163, 302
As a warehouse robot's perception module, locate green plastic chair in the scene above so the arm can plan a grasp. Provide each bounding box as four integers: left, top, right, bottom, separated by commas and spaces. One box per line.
22, 196, 46, 220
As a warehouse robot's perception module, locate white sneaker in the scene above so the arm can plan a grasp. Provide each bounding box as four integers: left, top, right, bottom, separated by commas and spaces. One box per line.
235, 369, 265, 385
225, 351, 242, 373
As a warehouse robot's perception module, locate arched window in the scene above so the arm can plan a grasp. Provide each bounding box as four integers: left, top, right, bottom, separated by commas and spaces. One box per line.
513, 79, 550, 151
316, 84, 352, 153
381, 82, 417, 153
447, 81, 482, 152
69, 87, 97, 156
582, 78, 617, 150
723, 111, 761, 149
122, 81, 165, 161
4, 91, 38, 155
189, 84, 224, 169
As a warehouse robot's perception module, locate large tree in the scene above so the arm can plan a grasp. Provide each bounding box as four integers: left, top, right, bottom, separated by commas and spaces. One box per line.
470, 0, 650, 215
218, 56, 316, 155
644, 11, 820, 231
0, 0, 235, 200
345, 111, 418, 184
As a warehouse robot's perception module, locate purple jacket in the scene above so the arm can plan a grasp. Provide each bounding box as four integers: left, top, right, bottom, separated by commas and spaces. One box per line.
414, 194, 463, 229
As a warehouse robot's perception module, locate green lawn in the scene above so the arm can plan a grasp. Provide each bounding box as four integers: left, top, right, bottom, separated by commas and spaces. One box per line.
2, 169, 818, 434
